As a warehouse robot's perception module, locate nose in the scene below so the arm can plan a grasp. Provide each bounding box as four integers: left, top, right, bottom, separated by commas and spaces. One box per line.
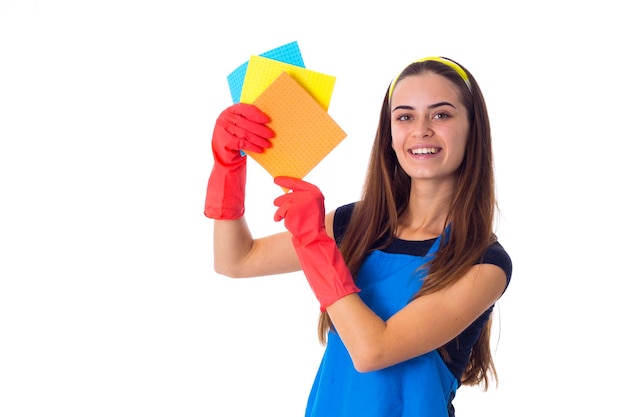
411, 117, 433, 138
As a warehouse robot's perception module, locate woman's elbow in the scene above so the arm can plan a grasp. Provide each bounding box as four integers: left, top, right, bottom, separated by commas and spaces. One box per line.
353, 360, 385, 374
214, 260, 244, 278
351, 349, 387, 373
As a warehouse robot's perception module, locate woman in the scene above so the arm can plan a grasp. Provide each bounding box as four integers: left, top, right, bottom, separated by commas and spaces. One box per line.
204, 57, 512, 416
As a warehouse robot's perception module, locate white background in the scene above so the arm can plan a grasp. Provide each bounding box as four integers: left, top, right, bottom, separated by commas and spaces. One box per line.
1, 1, 624, 416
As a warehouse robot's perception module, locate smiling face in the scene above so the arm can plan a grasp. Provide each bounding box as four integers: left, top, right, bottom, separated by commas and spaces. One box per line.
390, 72, 470, 187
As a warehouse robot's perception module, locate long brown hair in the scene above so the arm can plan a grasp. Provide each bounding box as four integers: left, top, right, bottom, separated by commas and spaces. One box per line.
318, 58, 499, 389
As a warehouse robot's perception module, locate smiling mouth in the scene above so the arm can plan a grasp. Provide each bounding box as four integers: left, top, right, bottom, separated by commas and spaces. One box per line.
411, 147, 439, 155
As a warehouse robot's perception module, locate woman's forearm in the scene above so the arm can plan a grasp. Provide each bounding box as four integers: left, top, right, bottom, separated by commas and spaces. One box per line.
213, 218, 301, 278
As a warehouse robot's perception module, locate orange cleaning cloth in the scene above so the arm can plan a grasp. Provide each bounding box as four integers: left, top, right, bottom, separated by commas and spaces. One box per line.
247, 71, 347, 181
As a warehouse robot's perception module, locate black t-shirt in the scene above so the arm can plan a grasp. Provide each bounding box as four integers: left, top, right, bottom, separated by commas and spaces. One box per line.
333, 202, 513, 381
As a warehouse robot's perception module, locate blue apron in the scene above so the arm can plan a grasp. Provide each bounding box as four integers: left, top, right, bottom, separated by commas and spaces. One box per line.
305, 234, 458, 417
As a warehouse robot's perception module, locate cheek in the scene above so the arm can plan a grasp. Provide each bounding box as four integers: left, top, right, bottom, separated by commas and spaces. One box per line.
451, 137, 469, 165
390, 129, 402, 153
390, 138, 403, 158
451, 124, 469, 157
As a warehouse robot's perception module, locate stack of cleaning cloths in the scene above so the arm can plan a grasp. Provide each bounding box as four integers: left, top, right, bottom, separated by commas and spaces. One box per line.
226, 41, 347, 183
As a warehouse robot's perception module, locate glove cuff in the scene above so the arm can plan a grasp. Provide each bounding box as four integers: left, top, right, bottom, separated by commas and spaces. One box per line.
294, 234, 360, 311
204, 160, 246, 220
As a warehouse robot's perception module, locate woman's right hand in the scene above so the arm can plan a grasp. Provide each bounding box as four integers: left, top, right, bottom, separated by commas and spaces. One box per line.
204, 103, 274, 220
211, 103, 274, 165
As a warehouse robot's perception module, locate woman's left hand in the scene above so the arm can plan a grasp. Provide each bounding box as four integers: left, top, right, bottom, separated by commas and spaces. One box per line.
273, 176, 326, 246
273, 176, 360, 311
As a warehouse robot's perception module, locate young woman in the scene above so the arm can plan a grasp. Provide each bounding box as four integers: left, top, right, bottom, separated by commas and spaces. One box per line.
204, 57, 512, 417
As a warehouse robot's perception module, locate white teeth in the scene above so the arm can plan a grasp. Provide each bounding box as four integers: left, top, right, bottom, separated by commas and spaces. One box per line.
411, 147, 438, 155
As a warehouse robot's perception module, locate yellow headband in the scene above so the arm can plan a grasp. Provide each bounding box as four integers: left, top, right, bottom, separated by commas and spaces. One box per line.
388, 56, 471, 101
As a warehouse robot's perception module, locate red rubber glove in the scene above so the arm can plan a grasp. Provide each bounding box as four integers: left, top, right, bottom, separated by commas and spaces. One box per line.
273, 176, 360, 311
204, 103, 274, 219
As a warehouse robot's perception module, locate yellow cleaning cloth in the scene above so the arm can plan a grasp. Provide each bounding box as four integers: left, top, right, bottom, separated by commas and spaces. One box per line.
241, 55, 336, 111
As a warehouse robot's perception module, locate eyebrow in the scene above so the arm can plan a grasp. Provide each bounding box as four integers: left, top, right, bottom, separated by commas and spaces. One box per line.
392, 101, 457, 112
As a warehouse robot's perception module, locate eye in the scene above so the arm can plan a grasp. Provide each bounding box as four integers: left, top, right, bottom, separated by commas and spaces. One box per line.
396, 114, 412, 122
433, 112, 450, 120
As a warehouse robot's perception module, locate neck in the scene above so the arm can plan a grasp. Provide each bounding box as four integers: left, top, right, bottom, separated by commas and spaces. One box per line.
396, 179, 455, 240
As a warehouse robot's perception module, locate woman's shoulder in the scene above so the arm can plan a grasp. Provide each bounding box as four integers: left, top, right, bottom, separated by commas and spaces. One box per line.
481, 240, 513, 289
332, 202, 357, 242
335, 202, 357, 217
